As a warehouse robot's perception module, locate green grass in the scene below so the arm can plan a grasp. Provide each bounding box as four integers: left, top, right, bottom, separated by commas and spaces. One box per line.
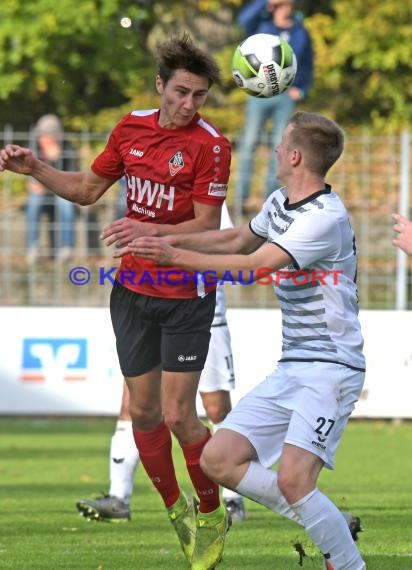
1, 418, 412, 569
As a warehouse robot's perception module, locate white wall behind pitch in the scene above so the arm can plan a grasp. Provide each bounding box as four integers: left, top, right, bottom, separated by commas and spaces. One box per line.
0, 307, 411, 418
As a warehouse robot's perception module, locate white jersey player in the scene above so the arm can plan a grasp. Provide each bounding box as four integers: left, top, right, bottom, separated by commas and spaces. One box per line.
124, 112, 366, 570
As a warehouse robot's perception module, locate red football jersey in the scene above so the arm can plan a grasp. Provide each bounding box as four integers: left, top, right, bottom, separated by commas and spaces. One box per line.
92, 109, 231, 298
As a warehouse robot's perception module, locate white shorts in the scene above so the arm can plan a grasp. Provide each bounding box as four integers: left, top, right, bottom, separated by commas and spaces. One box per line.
221, 360, 365, 469
199, 324, 235, 393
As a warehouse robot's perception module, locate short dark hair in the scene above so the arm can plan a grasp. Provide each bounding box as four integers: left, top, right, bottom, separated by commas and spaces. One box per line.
156, 32, 221, 88
287, 111, 344, 176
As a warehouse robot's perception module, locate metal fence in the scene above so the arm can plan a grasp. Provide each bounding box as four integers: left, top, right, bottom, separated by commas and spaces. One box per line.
0, 127, 411, 309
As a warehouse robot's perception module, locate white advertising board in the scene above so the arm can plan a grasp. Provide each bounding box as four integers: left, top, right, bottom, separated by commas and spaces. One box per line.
354, 311, 412, 418
0, 307, 123, 415
0, 307, 411, 418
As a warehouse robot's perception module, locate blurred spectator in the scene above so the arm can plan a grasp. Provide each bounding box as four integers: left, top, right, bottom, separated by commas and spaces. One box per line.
26, 114, 77, 263
235, 0, 313, 214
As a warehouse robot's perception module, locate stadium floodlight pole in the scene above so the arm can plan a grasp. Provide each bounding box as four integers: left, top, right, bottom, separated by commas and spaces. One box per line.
395, 130, 410, 311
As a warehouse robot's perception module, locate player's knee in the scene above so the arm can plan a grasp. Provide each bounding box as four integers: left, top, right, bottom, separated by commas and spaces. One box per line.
200, 440, 229, 484
205, 404, 230, 425
199, 446, 219, 481
163, 407, 188, 434
129, 403, 162, 432
277, 471, 310, 505
163, 417, 182, 435
277, 471, 291, 500
201, 391, 232, 425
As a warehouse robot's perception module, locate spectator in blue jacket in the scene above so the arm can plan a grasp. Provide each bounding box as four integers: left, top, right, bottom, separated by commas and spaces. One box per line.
235, 0, 313, 215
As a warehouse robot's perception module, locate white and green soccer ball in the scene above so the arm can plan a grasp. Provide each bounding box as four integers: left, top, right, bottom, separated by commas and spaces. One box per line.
232, 33, 297, 98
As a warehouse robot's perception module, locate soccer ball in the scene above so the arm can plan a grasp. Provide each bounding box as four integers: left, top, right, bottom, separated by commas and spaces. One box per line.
232, 33, 297, 98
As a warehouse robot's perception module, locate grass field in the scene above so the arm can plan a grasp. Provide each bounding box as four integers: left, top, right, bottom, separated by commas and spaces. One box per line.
1, 418, 412, 569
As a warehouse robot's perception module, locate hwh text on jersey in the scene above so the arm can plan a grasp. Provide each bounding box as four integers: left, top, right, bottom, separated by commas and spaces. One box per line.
127, 175, 175, 211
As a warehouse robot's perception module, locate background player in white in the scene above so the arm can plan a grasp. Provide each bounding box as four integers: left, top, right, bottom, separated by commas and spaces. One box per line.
117, 111, 366, 570
76, 207, 246, 524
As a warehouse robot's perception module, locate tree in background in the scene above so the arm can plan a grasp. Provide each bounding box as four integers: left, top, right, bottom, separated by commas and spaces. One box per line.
0, 0, 410, 133
0, 0, 156, 128
305, 0, 411, 130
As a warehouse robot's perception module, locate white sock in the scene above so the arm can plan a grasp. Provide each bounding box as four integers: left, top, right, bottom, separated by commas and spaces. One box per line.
291, 489, 365, 570
108, 420, 140, 503
236, 460, 302, 524
211, 421, 242, 501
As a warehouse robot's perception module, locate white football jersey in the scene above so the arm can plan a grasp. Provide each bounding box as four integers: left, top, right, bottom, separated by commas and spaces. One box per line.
250, 185, 365, 370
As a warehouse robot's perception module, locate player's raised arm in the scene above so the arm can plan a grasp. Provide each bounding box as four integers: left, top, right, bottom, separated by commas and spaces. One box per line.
0, 144, 37, 174
0, 143, 114, 205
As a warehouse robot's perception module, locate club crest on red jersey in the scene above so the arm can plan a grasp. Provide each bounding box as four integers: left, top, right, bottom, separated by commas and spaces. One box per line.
169, 151, 184, 176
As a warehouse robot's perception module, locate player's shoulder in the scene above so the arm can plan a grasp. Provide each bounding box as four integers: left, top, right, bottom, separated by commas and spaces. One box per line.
303, 192, 349, 235
194, 115, 231, 146
319, 189, 348, 215
109, 110, 158, 140
266, 185, 287, 208
130, 109, 158, 119
117, 109, 158, 128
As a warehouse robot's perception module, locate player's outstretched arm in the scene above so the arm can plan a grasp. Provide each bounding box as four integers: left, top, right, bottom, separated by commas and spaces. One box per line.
392, 213, 412, 256
0, 144, 37, 174
121, 234, 287, 279
169, 223, 262, 255
113, 224, 263, 259
0, 143, 113, 206
101, 201, 224, 250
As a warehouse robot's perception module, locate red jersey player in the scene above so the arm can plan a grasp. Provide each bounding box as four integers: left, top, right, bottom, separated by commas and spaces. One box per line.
0, 33, 231, 570
95, 103, 229, 298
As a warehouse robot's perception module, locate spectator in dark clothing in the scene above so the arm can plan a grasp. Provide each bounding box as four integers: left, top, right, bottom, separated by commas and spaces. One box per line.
235, 0, 313, 214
